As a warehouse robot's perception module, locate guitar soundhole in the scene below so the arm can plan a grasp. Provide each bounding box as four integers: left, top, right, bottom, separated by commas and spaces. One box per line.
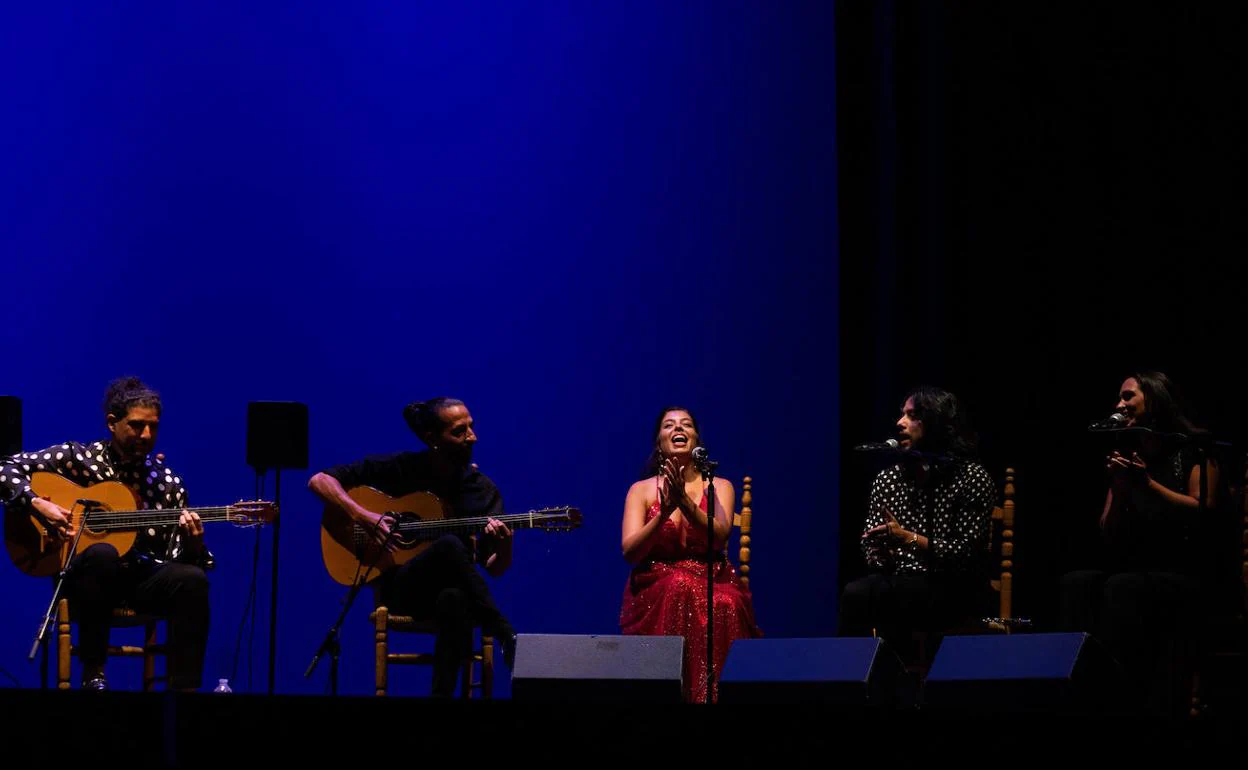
390, 515, 422, 547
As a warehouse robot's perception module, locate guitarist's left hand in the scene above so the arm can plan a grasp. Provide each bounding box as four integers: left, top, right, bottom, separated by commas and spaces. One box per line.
179, 510, 205, 543
484, 518, 512, 544
483, 518, 513, 576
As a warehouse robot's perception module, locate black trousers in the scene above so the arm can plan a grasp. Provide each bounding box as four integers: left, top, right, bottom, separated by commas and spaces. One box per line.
66, 543, 210, 690
839, 572, 983, 664
380, 534, 514, 697
1059, 569, 1202, 713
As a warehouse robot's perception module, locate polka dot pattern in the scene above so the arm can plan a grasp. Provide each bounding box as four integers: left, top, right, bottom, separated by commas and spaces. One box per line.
861, 461, 996, 574
0, 439, 210, 567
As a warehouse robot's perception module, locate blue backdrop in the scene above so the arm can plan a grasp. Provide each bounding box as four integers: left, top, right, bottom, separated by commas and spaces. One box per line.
1, 1, 838, 696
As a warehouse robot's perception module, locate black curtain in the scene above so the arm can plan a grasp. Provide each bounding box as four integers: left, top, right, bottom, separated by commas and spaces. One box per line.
836, 2, 1247, 626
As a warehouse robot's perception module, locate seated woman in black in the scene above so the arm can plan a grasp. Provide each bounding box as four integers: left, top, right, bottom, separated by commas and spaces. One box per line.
1060, 370, 1221, 715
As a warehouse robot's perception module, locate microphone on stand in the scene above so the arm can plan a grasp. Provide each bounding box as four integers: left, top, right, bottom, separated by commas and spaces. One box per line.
691, 446, 718, 474
853, 438, 955, 467
853, 438, 901, 452
1088, 412, 1129, 431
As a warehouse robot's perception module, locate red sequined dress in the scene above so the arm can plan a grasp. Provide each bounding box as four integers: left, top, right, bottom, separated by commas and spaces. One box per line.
619, 487, 762, 702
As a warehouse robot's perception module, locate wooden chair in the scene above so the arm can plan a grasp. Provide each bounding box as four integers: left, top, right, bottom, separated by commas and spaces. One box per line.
1188, 459, 1248, 717
934, 465, 1021, 633
56, 597, 167, 691
909, 467, 1021, 675
733, 476, 753, 591
369, 537, 494, 698
983, 467, 1022, 632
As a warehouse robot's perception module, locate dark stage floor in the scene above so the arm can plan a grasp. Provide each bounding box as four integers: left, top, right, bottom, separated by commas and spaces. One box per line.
1, 688, 1245, 767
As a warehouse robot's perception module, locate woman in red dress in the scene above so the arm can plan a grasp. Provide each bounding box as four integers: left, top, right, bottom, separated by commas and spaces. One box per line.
619, 406, 761, 703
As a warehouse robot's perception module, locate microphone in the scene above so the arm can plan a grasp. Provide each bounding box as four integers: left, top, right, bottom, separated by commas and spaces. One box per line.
76, 498, 105, 508
854, 439, 901, 452
691, 446, 718, 474
1088, 412, 1129, 431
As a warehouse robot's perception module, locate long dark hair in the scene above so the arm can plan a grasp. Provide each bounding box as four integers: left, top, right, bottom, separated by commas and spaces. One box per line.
639, 406, 700, 480
904, 385, 978, 461
1127, 370, 1200, 436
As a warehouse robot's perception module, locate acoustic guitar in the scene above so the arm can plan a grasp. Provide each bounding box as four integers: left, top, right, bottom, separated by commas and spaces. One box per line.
4, 471, 277, 577
320, 486, 581, 585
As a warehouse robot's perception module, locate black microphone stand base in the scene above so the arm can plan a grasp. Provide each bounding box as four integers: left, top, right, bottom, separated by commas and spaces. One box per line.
305, 579, 367, 696
305, 523, 394, 695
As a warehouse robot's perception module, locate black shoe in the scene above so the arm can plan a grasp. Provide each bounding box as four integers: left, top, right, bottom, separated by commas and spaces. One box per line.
501, 633, 517, 670
82, 676, 107, 692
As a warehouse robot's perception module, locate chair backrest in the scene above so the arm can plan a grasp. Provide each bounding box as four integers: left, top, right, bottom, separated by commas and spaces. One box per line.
732, 476, 753, 590
987, 467, 1016, 623
1239, 461, 1247, 612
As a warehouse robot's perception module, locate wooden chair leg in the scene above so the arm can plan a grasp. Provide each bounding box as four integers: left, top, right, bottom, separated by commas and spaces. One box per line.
143, 620, 158, 692
461, 653, 472, 700
57, 599, 72, 690
481, 634, 494, 699
375, 607, 388, 697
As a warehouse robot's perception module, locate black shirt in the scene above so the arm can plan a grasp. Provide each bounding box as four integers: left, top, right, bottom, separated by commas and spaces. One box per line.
1103, 445, 1206, 573
323, 450, 503, 560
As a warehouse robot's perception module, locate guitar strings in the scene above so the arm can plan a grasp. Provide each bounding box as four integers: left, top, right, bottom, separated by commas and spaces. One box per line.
73, 507, 267, 530
390, 509, 579, 534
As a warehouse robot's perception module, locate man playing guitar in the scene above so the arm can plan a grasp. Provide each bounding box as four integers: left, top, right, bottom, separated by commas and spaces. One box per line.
0, 377, 212, 691
308, 397, 519, 697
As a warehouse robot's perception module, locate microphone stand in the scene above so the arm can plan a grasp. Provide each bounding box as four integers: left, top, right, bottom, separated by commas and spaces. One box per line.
693, 451, 719, 705
305, 516, 395, 694
29, 504, 93, 661
855, 443, 956, 467
303, 581, 361, 696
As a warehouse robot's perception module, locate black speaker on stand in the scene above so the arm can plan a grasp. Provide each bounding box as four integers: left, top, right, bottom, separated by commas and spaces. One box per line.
0, 397, 36, 688
246, 401, 309, 695
0, 396, 20, 458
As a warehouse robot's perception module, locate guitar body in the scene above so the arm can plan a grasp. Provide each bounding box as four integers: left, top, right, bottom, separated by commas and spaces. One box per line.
320, 487, 448, 586
6, 473, 141, 577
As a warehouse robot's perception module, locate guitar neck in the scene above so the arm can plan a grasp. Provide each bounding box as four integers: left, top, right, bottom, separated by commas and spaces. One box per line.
82, 507, 242, 532
393, 512, 563, 537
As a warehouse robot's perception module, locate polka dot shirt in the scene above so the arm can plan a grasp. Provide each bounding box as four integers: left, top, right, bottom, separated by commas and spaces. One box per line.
860, 460, 996, 574
0, 440, 213, 568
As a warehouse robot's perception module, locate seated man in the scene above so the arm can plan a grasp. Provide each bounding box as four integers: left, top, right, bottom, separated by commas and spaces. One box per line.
308, 397, 517, 697
839, 386, 995, 665
0, 376, 212, 691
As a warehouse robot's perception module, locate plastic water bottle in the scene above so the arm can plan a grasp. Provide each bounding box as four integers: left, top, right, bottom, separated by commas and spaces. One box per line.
213, 678, 232, 694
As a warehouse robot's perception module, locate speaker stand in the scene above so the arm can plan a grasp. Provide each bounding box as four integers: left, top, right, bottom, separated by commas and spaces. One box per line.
250, 466, 283, 695
269, 468, 281, 696
245, 400, 308, 696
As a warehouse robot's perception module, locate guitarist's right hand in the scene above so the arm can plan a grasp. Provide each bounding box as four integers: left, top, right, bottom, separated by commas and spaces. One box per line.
360, 511, 398, 552
31, 497, 76, 542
